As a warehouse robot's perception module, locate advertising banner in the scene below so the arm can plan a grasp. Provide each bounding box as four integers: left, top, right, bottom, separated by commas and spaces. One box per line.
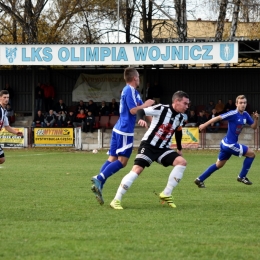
72, 73, 143, 102
0, 127, 25, 148
171, 127, 199, 149
33, 128, 74, 147
0, 42, 238, 66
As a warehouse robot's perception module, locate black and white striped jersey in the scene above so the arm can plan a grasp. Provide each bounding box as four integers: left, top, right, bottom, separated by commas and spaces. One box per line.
0, 106, 9, 131
141, 104, 185, 149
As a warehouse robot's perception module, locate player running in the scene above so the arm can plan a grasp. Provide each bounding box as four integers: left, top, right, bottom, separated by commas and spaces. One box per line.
91, 67, 154, 205
194, 95, 258, 188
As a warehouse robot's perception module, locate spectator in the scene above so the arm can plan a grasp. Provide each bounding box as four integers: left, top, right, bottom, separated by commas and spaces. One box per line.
86, 100, 97, 115
54, 99, 67, 114
32, 110, 45, 127
75, 100, 87, 114
73, 109, 86, 131
185, 110, 198, 126
41, 82, 55, 113
98, 101, 109, 116
215, 99, 225, 114
109, 98, 119, 115
35, 82, 44, 112
224, 99, 236, 112
85, 111, 95, 133
207, 108, 220, 133
205, 100, 215, 114
197, 110, 207, 126
44, 109, 56, 127
152, 80, 162, 104
4, 83, 14, 106
65, 111, 76, 127
56, 111, 67, 127
186, 101, 197, 118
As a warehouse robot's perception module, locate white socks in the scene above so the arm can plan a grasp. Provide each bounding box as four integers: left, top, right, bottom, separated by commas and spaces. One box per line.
163, 165, 186, 196
113, 165, 186, 201
114, 171, 139, 201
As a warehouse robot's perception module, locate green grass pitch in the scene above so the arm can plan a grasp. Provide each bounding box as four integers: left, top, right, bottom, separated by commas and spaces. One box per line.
1, 148, 260, 260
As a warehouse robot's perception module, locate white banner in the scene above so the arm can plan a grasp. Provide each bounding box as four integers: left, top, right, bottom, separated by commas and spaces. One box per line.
0, 42, 238, 65
72, 73, 143, 102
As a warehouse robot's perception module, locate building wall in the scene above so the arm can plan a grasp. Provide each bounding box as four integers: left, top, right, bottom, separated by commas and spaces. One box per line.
140, 19, 260, 40
155, 68, 260, 112
0, 68, 259, 114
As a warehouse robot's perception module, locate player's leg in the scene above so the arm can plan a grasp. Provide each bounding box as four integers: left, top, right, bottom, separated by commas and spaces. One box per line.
91, 132, 133, 205
0, 148, 5, 164
195, 143, 230, 188
91, 133, 118, 205
96, 134, 133, 187
194, 160, 228, 188
159, 151, 186, 208
237, 145, 255, 185
110, 142, 154, 209
110, 165, 143, 209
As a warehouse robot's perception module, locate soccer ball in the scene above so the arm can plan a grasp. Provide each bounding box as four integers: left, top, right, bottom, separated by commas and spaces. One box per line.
92, 149, 98, 154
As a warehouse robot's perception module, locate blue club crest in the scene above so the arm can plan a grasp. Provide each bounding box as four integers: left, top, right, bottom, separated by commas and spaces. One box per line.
220, 44, 234, 61
6, 47, 17, 63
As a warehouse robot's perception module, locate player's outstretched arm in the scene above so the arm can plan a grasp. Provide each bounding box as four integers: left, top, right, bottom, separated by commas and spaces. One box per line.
4, 125, 23, 136
199, 115, 222, 131
130, 99, 155, 115
251, 111, 259, 129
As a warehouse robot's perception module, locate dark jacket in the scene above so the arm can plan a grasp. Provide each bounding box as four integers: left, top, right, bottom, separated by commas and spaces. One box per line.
44, 114, 56, 124
109, 102, 119, 115
86, 115, 95, 125
197, 115, 207, 126
33, 114, 45, 123
66, 113, 75, 125
35, 86, 44, 99
54, 102, 67, 113
98, 105, 109, 116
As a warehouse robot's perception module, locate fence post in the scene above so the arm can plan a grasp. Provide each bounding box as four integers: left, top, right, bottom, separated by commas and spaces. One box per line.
74, 127, 82, 150
199, 129, 205, 149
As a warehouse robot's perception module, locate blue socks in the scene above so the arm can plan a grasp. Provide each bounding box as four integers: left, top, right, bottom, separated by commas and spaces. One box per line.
198, 157, 254, 182
239, 157, 254, 178
97, 160, 124, 187
199, 164, 219, 181
100, 160, 111, 173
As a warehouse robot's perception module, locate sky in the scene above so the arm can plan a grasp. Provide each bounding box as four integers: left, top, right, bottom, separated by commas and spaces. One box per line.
106, 0, 222, 43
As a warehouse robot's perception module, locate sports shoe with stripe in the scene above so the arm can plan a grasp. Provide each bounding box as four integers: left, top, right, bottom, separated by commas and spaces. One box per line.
91, 176, 104, 205
237, 176, 253, 185
159, 192, 176, 208
194, 178, 206, 188
110, 199, 123, 209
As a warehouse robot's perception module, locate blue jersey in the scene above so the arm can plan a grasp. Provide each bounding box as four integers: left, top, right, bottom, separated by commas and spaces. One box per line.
114, 84, 143, 134
221, 110, 254, 144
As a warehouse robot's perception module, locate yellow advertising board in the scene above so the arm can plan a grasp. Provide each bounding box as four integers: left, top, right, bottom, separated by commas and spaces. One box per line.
34, 128, 74, 147
0, 127, 25, 147
171, 127, 199, 149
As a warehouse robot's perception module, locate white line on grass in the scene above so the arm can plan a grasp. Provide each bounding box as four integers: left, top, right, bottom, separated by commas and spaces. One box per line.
7, 153, 68, 158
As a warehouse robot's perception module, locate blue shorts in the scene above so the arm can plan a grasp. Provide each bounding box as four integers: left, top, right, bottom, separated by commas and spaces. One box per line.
218, 140, 248, 161
109, 130, 134, 158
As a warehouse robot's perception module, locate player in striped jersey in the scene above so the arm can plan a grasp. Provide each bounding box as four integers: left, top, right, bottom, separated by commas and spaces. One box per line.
195, 95, 258, 188
0, 90, 23, 164
91, 67, 154, 205
110, 91, 189, 209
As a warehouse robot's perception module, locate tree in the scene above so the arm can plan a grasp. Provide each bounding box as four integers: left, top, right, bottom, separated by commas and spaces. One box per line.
0, 0, 48, 43
215, 0, 228, 41
230, 0, 241, 40
121, 0, 136, 43
174, 0, 187, 42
